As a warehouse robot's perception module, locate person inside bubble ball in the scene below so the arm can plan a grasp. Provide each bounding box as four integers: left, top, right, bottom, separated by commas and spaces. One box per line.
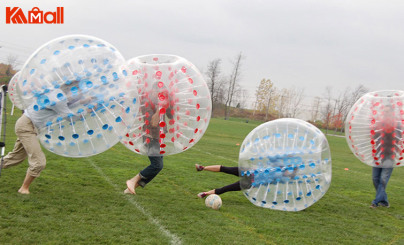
1, 80, 82, 194
370, 105, 397, 208
124, 81, 174, 194
195, 163, 298, 198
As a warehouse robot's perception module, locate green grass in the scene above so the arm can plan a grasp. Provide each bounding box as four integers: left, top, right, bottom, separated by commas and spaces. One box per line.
0, 105, 403, 244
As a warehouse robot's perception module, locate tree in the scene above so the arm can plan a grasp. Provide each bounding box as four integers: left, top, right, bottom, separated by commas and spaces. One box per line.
205, 58, 222, 114
7, 54, 18, 70
276, 88, 289, 118
214, 82, 226, 105
332, 88, 350, 132
276, 87, 305, 118
348, 84, 369, 108
5, 65, 12, 76
224, 52, 243, 120
288, 87, 305, 118
233, 87, 249, 110
340, 84, 369, 132
255, 78, 276, 121
322, 87, 333, 134
241, 89, 249, 109
310, 96, 322, 122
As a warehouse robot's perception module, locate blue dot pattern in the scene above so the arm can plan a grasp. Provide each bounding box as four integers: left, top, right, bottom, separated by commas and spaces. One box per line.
239, 118, 332, 212
18, 35, 140, 158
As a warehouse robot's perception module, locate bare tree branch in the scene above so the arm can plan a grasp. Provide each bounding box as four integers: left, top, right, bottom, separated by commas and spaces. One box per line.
289, 87, 305, 118
322, 86, 333, 134
311, 96, 322, 122
340, 84, 369, 132
224, 52, 244, 120
205, 58, 222, 115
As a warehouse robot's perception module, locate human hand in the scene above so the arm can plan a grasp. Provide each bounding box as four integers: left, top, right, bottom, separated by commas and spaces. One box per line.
151, 112, 159, 127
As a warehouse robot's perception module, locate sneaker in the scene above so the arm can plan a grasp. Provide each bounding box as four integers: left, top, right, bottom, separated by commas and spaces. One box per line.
379, 202, 390, 208
197, 192, 207, 198
195, 164, 204, 171
370, 203, 378, 209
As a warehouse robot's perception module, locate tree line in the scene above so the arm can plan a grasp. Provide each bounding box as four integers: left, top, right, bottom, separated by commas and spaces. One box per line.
204, 54, 369, 133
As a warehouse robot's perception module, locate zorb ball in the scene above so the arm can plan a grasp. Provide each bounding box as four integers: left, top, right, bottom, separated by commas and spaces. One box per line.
17, 35, 139, 157
8, 71, 24, 110
345, 90, 404, 168
205, 194, 222, 210
239, 119, 332, 211
121, 54, 211, 156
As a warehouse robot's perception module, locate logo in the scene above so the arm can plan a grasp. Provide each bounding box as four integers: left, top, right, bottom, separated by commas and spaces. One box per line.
6, 7, 64, 24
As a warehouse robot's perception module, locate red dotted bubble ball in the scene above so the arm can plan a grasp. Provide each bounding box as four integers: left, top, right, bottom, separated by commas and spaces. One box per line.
121, 54, 212, 156
7, 71, 24, 110
345, 90, 404, 168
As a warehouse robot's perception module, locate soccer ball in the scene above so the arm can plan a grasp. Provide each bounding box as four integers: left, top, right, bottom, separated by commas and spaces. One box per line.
205, 194, 222, 210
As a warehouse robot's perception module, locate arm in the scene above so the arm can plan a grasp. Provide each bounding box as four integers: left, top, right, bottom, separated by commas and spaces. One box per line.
151, 110, 160, 127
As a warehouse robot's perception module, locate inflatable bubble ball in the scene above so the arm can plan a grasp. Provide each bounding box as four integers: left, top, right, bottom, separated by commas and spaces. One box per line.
121, 54, 211, 156
8, 71, 24, 110
239, 118, 332, 211
17, 35, 139, 157
346, 90, 404, 168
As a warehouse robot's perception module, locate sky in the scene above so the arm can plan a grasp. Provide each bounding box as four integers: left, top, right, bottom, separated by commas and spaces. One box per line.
1, 0, 404, 117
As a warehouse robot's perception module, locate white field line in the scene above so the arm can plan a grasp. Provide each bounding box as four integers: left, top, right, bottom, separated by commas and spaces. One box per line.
86, 158, 182, 245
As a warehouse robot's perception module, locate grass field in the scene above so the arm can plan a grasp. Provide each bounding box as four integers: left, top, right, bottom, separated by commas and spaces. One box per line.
0, 105, 403, 244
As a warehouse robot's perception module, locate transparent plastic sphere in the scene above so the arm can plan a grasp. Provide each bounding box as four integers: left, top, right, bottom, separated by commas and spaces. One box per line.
121, 54, 211, 156
8, 71, 24, 110
345, 90, 404, 168
17, 35, 139, 157
239, 118, 332, 211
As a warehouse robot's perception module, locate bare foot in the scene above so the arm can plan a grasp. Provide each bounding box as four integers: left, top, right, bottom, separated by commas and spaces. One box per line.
123, 188, 134, 194
126, 180, 136, 194
18, 188, 30, 194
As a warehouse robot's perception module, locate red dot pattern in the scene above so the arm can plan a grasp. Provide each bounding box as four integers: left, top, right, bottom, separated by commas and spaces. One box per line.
122, 55, 212, 156
347, 91, 404, 168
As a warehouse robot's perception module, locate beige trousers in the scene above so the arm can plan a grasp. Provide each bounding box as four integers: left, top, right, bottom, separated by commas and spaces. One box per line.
2, 114, 46, 177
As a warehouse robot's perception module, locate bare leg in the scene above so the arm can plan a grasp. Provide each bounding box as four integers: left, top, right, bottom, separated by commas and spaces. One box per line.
196, 165, 219, 198
205, 189, 215, 195
197, 166, 242, 198
204, 165, 221, 172
196, 165, 221, 198
125, 174, 141, 194
196, 164, 221, 172
18, 173, 36, 194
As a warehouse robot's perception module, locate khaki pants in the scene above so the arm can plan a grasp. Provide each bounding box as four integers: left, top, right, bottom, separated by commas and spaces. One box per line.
2, 114, 46, 177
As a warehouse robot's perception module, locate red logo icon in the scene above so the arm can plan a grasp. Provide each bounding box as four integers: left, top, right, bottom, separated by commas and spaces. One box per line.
6, 7, 64, 24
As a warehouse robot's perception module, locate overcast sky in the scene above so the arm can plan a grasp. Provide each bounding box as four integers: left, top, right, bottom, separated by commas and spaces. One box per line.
1, 0, 404, 113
